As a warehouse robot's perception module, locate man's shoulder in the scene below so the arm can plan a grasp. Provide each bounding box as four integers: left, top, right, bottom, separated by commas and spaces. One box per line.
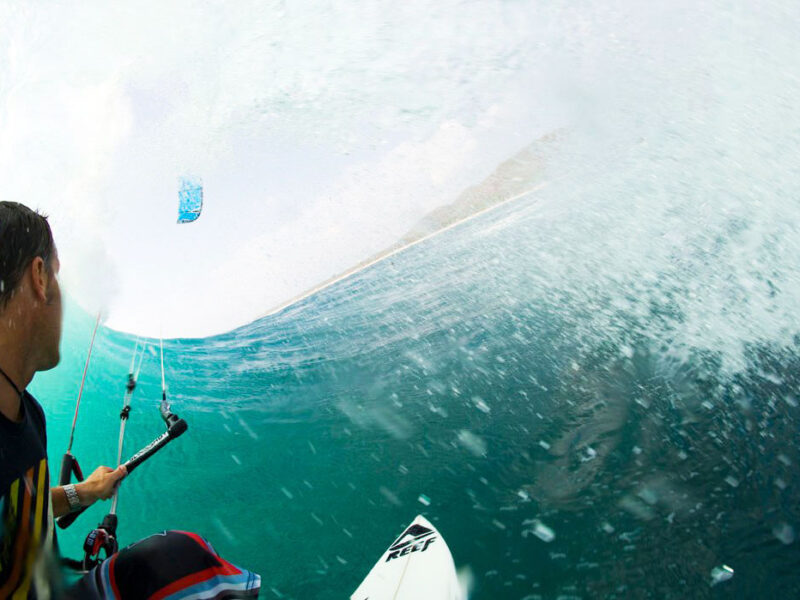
22, 390, 47, 437
0, 392, 49, 496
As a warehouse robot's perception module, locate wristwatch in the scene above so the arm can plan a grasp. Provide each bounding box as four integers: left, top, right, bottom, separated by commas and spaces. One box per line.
63, 484, 82, 512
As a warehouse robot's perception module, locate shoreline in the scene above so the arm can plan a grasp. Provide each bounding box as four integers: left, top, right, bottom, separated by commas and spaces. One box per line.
260, 181, 548, 318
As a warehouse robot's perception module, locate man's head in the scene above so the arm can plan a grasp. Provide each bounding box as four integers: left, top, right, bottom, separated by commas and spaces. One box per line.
0, 201, 62, 371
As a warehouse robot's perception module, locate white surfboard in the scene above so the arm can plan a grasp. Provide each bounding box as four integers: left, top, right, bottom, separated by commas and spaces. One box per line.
351, 515, 463, 600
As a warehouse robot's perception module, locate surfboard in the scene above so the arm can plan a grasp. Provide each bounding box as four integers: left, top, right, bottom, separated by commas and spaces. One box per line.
351, 515, 463, 600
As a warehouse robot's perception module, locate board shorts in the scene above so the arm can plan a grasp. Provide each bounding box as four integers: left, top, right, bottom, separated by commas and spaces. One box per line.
65, 530, 261, 599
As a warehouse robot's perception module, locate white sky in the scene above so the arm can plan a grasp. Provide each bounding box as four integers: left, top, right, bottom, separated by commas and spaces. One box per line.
0, 1, 566, 337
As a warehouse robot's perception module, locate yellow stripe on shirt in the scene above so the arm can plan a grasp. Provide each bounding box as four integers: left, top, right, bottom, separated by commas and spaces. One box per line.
8, 478, 19, 519
0, 479, 19, 579
11, 459, 47, 600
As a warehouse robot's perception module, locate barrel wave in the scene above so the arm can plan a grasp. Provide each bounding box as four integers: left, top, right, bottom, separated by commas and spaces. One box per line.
27, 0, 800, 597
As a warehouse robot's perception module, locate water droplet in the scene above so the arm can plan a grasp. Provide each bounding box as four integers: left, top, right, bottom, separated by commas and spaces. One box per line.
710, 564, 734, 586
637, 487, 658, 505
212, 517, 236, 543
458, 430, 488, 457
522, 519, 555, 542
772, 522, 795, 545
472, 396, 491, 413
379, 486, 402, 506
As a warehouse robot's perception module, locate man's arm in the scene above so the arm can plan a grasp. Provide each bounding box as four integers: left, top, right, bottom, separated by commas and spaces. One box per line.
51, 465, 128, 518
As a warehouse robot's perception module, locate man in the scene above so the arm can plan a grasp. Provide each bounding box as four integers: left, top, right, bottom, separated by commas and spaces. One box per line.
0, 202, 260, 598
0, 201, 125, 597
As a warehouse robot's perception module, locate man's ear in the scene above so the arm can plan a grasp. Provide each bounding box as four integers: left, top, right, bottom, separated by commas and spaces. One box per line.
30, 256, 48, 302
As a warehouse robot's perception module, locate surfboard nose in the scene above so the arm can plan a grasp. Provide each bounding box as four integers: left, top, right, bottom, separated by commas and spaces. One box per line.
351, 515, 463, 600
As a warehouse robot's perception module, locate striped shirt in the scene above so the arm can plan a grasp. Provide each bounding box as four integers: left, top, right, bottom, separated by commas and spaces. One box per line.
0, 391, 56, 599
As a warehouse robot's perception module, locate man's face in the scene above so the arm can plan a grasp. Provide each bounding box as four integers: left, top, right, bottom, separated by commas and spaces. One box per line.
40, 249, 63, 370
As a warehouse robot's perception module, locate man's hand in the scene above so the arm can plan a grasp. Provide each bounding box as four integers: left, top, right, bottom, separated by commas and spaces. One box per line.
76, 465, 128, 505
50, 465, 128, 518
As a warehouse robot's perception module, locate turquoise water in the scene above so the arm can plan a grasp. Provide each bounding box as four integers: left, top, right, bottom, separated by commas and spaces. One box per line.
36, 163, 800, 599
23, 0, 800, 597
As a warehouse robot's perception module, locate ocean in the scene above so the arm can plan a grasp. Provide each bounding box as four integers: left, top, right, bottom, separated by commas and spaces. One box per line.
37, 151, 800, 598
21, 0, 800, 598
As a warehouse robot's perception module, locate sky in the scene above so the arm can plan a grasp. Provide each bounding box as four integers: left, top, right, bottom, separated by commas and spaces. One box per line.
1, 1, 579, 337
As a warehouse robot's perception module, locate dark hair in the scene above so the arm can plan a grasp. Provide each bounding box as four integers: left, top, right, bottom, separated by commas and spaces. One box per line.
0, 201, 55, 309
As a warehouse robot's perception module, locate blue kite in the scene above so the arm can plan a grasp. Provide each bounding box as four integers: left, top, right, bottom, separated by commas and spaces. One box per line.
178, 176, 203, 224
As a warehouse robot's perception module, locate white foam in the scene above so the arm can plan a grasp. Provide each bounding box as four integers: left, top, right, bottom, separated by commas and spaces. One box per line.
3, 0, 798, 353
0, 1, 561, 337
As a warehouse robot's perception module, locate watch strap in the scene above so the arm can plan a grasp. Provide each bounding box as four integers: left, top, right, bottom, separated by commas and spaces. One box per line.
63, 484, 81, 512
